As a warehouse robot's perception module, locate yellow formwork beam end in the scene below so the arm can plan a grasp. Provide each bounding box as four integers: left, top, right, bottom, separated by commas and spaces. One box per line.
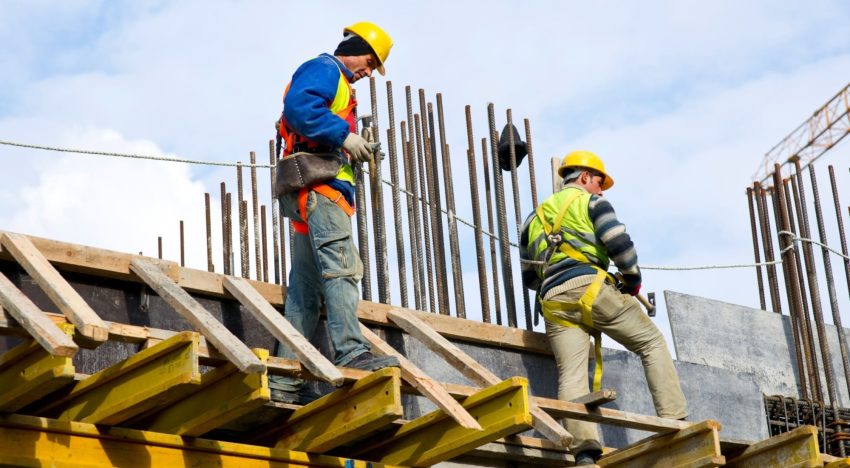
0, 324, 75, 411
49, 331, 203, 425
598, 419, 725, 468
145, 348, 270, 436
725, 425, 822, 468
362, 376, 533, 467
274, 366, 403, 453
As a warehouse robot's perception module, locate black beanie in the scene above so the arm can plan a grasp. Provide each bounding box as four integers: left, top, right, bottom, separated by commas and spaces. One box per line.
334, 34, 373, 57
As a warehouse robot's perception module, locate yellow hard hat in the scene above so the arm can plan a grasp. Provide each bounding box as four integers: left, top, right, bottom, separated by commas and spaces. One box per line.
558, 150, 614, 191
344, 22, 393, 75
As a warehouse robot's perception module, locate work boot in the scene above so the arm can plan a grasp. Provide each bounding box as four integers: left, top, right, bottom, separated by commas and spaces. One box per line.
574, 449, 602, 466
346, 352, 400, 371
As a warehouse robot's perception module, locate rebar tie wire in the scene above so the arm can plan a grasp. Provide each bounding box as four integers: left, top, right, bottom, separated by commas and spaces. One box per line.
5, 139, 850, 271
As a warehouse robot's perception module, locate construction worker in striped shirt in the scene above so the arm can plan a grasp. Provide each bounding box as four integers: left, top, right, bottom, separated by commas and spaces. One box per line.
270, 22, 399, 404
520, 150, 687, 465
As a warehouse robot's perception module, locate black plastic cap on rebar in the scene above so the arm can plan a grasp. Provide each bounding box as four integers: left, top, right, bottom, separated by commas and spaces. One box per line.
497, 123, 528, 171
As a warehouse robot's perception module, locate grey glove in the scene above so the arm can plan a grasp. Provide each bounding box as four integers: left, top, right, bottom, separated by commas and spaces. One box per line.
342, 133, 373, 163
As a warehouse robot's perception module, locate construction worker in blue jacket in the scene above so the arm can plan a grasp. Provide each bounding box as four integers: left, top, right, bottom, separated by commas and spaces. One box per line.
270, 22, 399, 404
520, 151, 687, 465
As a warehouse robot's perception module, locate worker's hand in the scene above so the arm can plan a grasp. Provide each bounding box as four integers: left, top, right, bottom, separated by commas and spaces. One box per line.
617, 272, 641, 296
342, 133, 373, 163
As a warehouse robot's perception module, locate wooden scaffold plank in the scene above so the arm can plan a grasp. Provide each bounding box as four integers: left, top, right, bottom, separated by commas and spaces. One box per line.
223, 276, 342, 386
598, 419, 725, 467
0, 271, 78, 357
144, 348, 270, 436
357, 376, 533, 467
0, 232, 108, 345
387, 307, 574, 447
0, 323, 76, 411
359, 323, 482, 431
0, 413, 392, 468
35, 331, 203, 425
271, 367, 403, 453
129, 258, 264, 373
724, 425, 822, 468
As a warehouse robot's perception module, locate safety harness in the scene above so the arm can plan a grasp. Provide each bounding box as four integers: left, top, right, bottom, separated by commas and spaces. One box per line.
535, 190, 612, 392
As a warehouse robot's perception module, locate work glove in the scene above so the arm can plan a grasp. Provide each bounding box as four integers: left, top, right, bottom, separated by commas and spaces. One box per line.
617, 272, 642, 297
342, 133, 374, 163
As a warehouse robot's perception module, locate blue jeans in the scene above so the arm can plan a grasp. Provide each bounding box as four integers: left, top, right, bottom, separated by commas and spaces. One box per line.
270, 190, 369, 392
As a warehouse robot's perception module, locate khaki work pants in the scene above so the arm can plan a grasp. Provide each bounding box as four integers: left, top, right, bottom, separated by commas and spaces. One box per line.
544, 275, 688, 453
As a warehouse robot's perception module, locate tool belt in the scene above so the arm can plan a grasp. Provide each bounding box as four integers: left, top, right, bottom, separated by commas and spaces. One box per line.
273, 151, 345, 197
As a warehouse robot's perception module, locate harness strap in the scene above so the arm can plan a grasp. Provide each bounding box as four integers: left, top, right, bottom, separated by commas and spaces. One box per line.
290, 184, 355, 235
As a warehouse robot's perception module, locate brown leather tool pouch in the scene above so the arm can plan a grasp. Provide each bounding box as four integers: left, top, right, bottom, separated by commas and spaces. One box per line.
273, 152, 343, 196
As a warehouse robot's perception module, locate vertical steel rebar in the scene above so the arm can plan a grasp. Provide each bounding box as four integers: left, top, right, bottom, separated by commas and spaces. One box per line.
810, 164, 850, 397
220, 182, 230, 275
280, 213, 288, 287
482, 137, 503, 326
158, 236, 163, 259
489, 103, 518, 327
237, 162, 249, 278
226, 192, 233, 274
401, 121, 422, 310
436, 94, 465, 318
369, 77, 390, 304
205, 193, 213, 272
353, 94, 372, 301
524, 118, 539, 209
414, 113, 436, 313
269, 139, 281, 285
465, 105, 491, 323
250, 152, 262, 281
793, 161, 837, 406
789, 173, 828, 403
756, 183, 783, 313
385, 81, 408, 308
747, 187, 767, 310
421, 94, 449, 315
506, 109, 532, 330
261, 205, 268, 283
179, 220, 185, 267
405, 86, 426, 310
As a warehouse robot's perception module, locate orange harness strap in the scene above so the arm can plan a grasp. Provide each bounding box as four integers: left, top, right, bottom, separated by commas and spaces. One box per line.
290, 184, 355, 235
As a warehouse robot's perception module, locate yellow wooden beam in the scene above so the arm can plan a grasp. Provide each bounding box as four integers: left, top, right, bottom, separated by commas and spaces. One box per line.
826, 456, 850, 468
273, 367, 403, 453
145, 349, 270, 436
359, 376, 533, 467
0, 413, 395, 468
0, 324, 75, 411
598, 419, 725, 467
37, 331, 203, 425
724, 425, 822, 468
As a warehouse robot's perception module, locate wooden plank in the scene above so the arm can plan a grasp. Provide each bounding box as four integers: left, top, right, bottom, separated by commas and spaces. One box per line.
130, 258, 264, 373
223, 276, 342, 385
359, 323, 482, 431
145, 349, 270, 436
724, 425, 822, 467
387, 307, 574, 447
598, 420, 725, 467
826, 456, 850, 468
0, 325, 75, 411
1, 232, 108, 344
572, 388, 617, 406
39, 331, 203, 425
0, 270, 78, 357
359, 377, 533, 466
0, 413, 391, 468
272, 367, 403, 453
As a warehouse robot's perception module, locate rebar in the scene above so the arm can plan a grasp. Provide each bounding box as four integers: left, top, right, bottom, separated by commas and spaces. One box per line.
524, 118, 539, 209
205, 193, 213, 272
250, 151, 262, 281
158, 236, 163, 259
370, 77, 390, 304
386, 81, 408, 308
220, 182, 230, 275
179, 220, 185, 267
507, 109, 532, 330
405, 86, 426, 310
422, 94, 449, 315
437, 94, 465, 318
261, 204, 268, 283
756, 183, 782, 313
489, 103, 518, 327
482, 137, 503, 326
280, 212, 288, 287
746, 187, 767, 310
789, 174, 827, 402
810, 164, 850, 398
269, 139, 281, 285
414, 113, 436, 313
237, 162, 249, 278
401, 121, 423, 310
226, 192, 233, 274
353, 95, 372, 301
465, 105, 491, 323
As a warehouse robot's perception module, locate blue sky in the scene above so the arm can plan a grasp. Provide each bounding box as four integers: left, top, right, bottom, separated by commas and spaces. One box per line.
2, 1, 850, 347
